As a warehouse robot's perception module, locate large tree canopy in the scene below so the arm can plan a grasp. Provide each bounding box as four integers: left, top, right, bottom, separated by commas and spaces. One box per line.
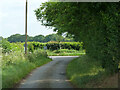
35, 2, 120, 73
33, 35, 45, 42
45, 34, 64, 42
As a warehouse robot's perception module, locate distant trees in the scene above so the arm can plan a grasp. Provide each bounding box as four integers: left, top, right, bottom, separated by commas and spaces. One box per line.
7, 33, 74, 42
7, 34, 31, 42
45, 34, 64, 42
33, 35, 45, 42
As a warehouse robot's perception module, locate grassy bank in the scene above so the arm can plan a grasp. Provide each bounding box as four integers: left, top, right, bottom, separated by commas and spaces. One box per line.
47, 49, 85, 56
2, 50, 52, 88
66, 55, 118, 88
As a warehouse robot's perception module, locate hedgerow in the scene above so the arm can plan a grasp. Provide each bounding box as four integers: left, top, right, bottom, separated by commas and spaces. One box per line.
1, 39, 83, 54
27, 41, 83, 51
46, 42, 83, 51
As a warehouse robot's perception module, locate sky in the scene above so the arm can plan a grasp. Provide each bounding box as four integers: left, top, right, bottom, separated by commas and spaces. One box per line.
0, 0, 56, 38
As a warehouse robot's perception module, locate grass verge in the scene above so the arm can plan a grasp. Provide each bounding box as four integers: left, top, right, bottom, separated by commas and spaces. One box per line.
47, 49, 85, 56
2, 50, 52, 88
66, 55, 118, 88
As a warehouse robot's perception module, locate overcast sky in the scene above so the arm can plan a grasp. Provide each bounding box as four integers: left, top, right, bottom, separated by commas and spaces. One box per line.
0, 0, 56, 38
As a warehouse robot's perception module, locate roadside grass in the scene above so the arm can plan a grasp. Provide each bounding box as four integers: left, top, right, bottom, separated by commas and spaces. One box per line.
66, 55, 118, 88
46, 49, 85, 56
2, 50, 52, 88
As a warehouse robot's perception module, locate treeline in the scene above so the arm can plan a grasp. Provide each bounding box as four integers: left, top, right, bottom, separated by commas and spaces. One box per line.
35, 2, 120, 74
7, 33, 74, 42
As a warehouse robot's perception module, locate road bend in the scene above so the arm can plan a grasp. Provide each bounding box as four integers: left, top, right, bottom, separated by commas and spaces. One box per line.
18, 56, 79, 88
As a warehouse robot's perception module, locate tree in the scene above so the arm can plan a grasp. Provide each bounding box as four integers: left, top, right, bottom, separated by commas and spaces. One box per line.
7, 34, 33, 42
2, 39, 11, 53
35, 2, 120, 73
44, 34, 64, 42
7, 33, 68, 42
33, 35, 45, 42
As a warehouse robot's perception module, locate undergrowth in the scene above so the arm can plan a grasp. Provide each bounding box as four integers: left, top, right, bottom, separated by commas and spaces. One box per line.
2, 50, 52, 88
66, 55, 108, 88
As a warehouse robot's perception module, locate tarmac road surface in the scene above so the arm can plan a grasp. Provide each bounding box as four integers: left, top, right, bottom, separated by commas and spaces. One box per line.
18, 56, 79, 88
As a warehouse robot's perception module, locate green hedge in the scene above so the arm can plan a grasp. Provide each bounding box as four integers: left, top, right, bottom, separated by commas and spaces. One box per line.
2, 40, 84, 53
2, 39, 24, 53
27, 41, 83, 51
46, 42, 83, 51
27, 42, 46, 52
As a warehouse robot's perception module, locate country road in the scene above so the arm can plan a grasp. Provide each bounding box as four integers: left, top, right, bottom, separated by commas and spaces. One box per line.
18, 56, 79, 88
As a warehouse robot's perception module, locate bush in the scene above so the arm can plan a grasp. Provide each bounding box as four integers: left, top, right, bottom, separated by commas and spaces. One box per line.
2, 39, 11, 53
27, 42, 84, 51
1, 39, 24, 53
31, 42, 46, 50
28, 43, 34, 53
46, 42, 83, 51
10, 42, 24, 52
46, 42, 60, 50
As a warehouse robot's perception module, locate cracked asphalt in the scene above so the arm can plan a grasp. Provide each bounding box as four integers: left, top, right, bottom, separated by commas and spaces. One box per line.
18, 56, 78, 88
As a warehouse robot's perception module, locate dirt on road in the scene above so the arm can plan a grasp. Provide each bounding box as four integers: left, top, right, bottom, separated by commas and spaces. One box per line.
18, 56, 78, 88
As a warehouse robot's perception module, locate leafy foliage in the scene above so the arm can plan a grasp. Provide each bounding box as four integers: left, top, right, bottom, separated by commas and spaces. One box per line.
2, 50, 52, 88
35, 2, 120, 73
7, 34, 29, 42
46, 42, 83, 51
2, 39, 12, 53
2, 39, 24, 53
28, 43, 34, 53
33, 35, 45, 42
27, 41, 83, 51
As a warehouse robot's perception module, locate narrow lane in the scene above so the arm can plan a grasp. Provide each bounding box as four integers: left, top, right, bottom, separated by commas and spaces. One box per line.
18, 56, 78, 88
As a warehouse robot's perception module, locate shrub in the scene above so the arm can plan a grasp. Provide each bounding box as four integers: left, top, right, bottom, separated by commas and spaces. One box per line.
47, 42, 83, 51
10, 42, 24, 52
46, 42, 60, 50
28, 43, 34, 53
2, 39, 11, 53
31, 42, 46, 50
27, 42, 84, 51
2, 50, 52, 88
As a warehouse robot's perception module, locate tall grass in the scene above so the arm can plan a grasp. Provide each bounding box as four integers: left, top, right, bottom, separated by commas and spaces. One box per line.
66, 55, 106, 88
2, 50, 52, 88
